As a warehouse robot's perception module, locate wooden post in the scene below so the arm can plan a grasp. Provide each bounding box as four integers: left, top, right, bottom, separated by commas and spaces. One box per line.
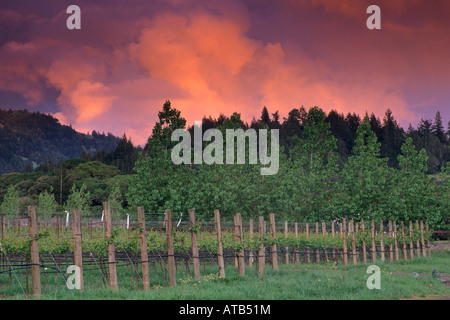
350, 220, 357, 265
249, 219, 254, 268
1, 214, 4, 240
393, 221, 399, 261
380, 220, 385, 263
104, 202, 118, 290
56, 215, 60, 240
236, 213, 245, 276
214, 210, 225, 278
189, 209, 201, 281
315, 222, 320, 263
233, 215, 239, 268
361, 219, 367, 264
401, 221, 407, 260
294, 222, 300, 264
415, 220, 421, 257
342, 218, 348, 266
137, 207, 150, 290
258, 216, 265, 277
331, 221, 336, 260
284, 221, 289, 265
269, 213, 278, 271
28, 206, 41, 297
165, 209, 177, 287
425, 222, 431, 257
71, 209, 84, 291
371, 219, 376, 263
420, 221, 426, 257
305, 223, 310, 263
322, 221, 329, 262
388, 220, 394, 262
409, 221, 414, 259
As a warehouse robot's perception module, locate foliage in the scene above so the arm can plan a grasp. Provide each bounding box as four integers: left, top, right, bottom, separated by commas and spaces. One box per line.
64, 183, 91, 213
38, 186, 58, 219
0, 185, 19, 217
108, 182, 124, 220
335, 116, 392, 221
0, 103, 448, 228
0, 221, 435, 258
65, 161, 120, 183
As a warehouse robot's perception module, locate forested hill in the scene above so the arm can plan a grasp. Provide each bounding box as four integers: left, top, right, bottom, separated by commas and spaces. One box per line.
0, 108, 120, 174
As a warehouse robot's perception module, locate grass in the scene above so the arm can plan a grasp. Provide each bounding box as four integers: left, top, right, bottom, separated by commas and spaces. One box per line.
1, 249, 449, 300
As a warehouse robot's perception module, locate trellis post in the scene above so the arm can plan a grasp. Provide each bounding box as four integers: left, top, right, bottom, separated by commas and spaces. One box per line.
28, 206, 41, 297
214, 209, 225, 278
165, 209, 177, 287
104, 202, 118, 290
72, 209, 84, 291
137, 207, 150, 290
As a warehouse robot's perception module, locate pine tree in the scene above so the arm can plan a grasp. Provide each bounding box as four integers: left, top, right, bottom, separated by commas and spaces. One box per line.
260, 106, 270, 126
432, 111, 445, 143
381, 109, 405, 168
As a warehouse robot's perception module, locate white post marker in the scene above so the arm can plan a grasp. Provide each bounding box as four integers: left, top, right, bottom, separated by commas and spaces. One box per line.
177, 213, 183, 227
126, 214, 130, 230
65, 211, 70, 227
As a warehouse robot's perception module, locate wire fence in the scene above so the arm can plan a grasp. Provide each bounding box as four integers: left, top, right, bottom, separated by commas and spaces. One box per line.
0, 208, 441, 297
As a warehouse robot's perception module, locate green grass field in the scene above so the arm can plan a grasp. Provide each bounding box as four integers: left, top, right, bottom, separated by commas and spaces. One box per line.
1, 247, 449, 300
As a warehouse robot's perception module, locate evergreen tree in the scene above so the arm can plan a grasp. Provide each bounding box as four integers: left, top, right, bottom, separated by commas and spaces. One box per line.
432, 111, 445, 143
418, 118, 433, 136
325, 110, 353, 161
381, 109, 405, 168
369, 113, 383, 143
260, 106, 271, 126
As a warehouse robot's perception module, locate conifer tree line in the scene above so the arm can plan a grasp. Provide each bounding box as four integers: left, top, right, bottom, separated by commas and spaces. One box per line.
0, 101, 448, 229
127, 101, 449, 228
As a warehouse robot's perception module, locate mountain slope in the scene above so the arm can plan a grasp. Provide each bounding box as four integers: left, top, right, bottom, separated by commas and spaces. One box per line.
0, 108, 120, 174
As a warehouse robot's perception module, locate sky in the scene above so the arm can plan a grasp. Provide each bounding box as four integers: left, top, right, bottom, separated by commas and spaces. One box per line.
0, 0, 449, 146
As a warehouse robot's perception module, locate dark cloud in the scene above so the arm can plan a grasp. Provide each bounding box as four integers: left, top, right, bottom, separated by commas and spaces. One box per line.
0, 0, 448, 145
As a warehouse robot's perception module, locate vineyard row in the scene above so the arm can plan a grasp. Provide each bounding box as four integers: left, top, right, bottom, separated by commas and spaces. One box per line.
0, 203, 433, 296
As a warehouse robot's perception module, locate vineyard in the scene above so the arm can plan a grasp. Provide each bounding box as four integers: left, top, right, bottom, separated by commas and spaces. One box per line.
0, 203, 435, 297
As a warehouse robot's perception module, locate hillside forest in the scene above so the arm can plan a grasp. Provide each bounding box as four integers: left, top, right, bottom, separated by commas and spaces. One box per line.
0, 102, 448, 228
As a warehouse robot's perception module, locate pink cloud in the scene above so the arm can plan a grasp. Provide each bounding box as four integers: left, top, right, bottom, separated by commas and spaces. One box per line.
0, 0, 448, 147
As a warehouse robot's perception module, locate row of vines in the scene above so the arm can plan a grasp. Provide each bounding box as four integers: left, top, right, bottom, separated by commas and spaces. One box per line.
0, 208, 435, 296
0, 219, 432, 259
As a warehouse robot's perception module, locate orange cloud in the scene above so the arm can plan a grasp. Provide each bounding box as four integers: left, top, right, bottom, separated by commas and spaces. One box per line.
68, 80, 116, 122
0, 0, 448, 147
125, 7, 426, 131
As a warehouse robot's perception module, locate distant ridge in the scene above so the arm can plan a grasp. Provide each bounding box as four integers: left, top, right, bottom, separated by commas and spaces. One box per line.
0, 108, 120, 175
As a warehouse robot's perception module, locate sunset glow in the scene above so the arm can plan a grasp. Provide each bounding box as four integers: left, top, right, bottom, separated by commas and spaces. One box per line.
1, 0, 449, 146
